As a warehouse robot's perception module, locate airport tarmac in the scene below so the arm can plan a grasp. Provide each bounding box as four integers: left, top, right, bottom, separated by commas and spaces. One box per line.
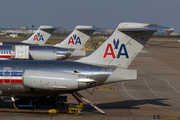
1, 42, 180, 120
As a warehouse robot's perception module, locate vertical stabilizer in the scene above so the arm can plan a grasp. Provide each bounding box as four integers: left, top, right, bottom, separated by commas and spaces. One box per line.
54, 25, 100, 49
77, 22, 169, 68
22, 25, 56, 45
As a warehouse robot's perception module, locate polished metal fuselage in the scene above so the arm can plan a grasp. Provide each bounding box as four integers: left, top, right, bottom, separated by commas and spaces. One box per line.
0, 60, 115, 97
0, 42, 33, 46
0, 45, 74, 59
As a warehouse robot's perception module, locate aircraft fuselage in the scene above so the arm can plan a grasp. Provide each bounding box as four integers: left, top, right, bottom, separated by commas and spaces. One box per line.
0, 45, 75, 59
0, 42, 36, 46
0, 60, 114, 97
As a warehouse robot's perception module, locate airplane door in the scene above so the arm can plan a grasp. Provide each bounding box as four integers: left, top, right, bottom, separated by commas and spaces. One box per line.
3, 67, 11, 84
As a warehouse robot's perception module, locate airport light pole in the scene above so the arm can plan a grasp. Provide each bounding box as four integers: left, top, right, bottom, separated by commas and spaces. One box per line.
32, 25, 34, 34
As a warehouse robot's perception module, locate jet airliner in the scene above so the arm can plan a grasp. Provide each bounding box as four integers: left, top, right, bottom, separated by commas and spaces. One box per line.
0, 25, 100, 60
0, 25, 56, 46
0, 22, 169, 113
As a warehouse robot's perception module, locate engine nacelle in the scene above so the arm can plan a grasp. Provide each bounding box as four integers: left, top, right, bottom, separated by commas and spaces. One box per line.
29, 51, 65, 60
22, 70, 93, 91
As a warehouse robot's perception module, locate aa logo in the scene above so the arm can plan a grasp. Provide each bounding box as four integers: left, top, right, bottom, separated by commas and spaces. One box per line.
33, 32, 44, 41
68, 34, 81, 45
103, 38, 129, 58
113, 38, 119, 49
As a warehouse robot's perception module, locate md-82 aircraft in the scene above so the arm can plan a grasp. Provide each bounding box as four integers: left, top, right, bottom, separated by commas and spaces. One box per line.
0, 22, 169, 113
0, 25, 56, 46
0, 25, 100, 60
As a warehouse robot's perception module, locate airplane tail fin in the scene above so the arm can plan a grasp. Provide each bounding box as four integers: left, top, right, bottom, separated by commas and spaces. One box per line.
77, 22, 169, 68
54, 25, 100, 49
22, 25, 56, 45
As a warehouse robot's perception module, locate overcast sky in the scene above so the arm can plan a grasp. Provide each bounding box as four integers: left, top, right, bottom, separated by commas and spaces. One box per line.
0, 0, 180, 32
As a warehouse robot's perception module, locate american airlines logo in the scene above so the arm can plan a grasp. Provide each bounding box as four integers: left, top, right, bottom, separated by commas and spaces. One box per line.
103, 38, 129, 58
33, 32, 44, 41
68, 34, 81, 45
113, 38, 119, 49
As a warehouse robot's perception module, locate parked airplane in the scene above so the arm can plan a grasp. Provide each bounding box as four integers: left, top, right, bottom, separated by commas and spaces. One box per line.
0, 25, 56, 45
0, 25, 100, 60
0, 22, 169, 113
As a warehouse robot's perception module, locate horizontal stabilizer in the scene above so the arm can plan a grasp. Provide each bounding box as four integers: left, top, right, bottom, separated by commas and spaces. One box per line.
38, 25, 54, 29
119, 24, 169, 32
77, 27, 103, 31
40, 27, 59, 34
